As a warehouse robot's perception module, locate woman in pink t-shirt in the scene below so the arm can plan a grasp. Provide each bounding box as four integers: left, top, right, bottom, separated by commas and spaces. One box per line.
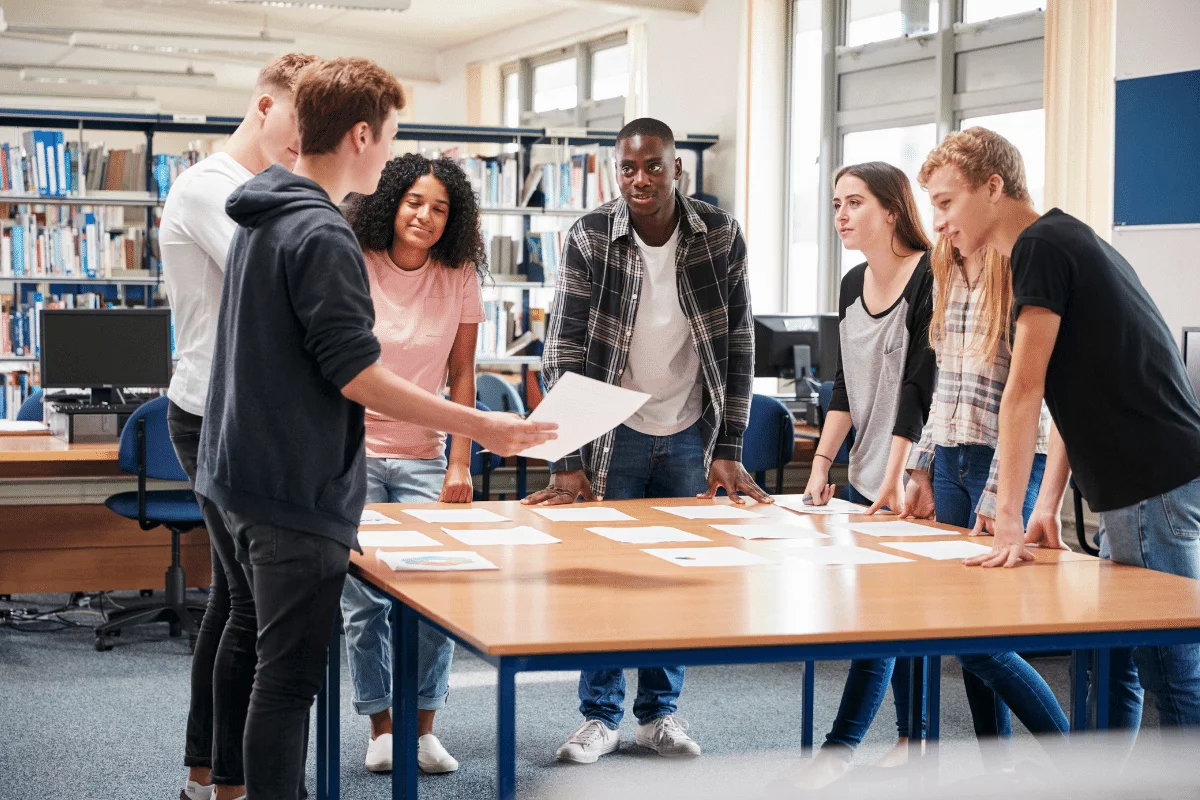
341, 154, 487, 776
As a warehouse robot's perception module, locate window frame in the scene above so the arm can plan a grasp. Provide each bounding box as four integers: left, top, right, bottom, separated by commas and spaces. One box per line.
500, 31, 629, 130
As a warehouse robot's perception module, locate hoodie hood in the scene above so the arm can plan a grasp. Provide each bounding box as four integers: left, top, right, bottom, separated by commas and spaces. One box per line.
225, 164, 338, 229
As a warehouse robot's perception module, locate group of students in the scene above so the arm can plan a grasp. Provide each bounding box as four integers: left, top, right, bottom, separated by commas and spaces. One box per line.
158, 50, 1200, 800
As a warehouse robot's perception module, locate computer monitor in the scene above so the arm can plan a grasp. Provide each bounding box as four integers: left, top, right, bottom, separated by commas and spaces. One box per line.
40, 309, 173, 404
753, 314, 840, 384
1184, 328, 1200, 402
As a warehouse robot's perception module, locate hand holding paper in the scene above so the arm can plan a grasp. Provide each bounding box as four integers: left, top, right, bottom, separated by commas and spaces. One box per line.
517, 373, 650, 463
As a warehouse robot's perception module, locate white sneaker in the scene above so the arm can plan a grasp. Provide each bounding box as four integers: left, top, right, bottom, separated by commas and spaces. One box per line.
365, 733, 392, 773
556, 719, 620, 764
180, 781, 214, 800
417, 733, 459, 774
635, 716, 701, 758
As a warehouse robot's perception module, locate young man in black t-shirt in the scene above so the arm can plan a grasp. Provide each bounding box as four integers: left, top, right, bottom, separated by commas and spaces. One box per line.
921, 127, 1200, 731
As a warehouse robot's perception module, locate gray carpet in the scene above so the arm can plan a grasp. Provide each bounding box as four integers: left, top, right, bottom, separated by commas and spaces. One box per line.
0, 591, 1164, 800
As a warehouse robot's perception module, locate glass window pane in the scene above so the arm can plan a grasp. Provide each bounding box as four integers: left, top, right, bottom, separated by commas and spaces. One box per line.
591, 44, 628, 102
787, 0, 823, 314
532, 58, 578, 113
503, 71, 519, 128
963, 0, 1044, 23
839, 123, 937, 273
961, 108, 1045, 210
846, 0, 939, 47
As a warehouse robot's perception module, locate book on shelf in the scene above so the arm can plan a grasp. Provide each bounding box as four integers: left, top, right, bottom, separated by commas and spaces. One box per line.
453, 146, 621, 212
0, 369, 36, 421
1, 206, 145, 278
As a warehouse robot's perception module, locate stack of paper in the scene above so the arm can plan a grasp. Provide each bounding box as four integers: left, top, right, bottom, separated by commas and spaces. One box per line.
587, 526, 710, 544
642, 547, 774, 568
357, 530, 441, 548
653, 505, 764, 520
403, 508, 510, 524
441, 526, 560, 545
377, 550, 498, 572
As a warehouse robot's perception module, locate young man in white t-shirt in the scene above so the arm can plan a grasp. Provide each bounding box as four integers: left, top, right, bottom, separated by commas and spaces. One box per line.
160, 52, 319, 800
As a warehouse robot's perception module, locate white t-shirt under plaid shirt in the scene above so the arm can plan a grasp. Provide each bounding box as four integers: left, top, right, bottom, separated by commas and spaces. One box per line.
907, 267, 1051, 518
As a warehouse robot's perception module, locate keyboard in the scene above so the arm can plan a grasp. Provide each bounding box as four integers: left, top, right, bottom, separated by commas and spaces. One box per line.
51, 403, 143, 414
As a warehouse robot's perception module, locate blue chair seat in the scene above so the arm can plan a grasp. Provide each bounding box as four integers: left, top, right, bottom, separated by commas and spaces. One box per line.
105, 489, 204, 524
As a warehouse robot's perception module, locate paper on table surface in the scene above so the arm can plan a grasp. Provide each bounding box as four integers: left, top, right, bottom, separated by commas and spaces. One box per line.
403, 508, 510, 524
643, 546, 774, 568
530, 506, 636, 523
0, 420, 50, 434
711, 524, 829, 541
587, 526, 710, 544
516, 372, 650, 462
827, 520, 957, 537
377, 550, 498, 571
441, 526, 560, 545
777, 544, 913, 565
360, 509, 402, 526
774, 495, 868, 515
881, 540, 994, 560
653, 505, 764, 520
357, 530, 442, 548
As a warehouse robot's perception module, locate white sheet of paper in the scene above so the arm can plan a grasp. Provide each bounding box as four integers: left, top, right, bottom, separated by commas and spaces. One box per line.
357, 530, 441, 548
359, 509, 402, 526
643, 546, 774, 568
828, 520, 957, 537
711, 524, 830, 541
587, 526, 710, 544
517, 372, 650, 462
377, 550, 498, 571
881, 540, 994, 560
0, 420, 49, 434
441, 526, 560, 546
530, 506, 636, 523
777, 544, 913, 565
652, 505, 764, 520
774, 495, 868, 515
403, 508, 509, 524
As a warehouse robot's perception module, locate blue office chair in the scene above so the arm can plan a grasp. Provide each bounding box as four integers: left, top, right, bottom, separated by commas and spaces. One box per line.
16, 388, 43, 422
743, 394, 796, 494
446, 400, 504, 501
475, 373, 529, 498
95, 396, 206, 651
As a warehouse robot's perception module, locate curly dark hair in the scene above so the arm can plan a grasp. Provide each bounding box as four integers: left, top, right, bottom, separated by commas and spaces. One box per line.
344, 153, 488, 279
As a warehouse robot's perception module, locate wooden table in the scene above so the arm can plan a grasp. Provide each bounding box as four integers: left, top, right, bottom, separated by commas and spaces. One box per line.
318, 498, 1200, 800
0, 434, 210, 594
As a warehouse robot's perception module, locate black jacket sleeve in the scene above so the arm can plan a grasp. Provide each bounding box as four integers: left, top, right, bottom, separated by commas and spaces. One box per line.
828, 265, 863, 413
893, 258, 936, 441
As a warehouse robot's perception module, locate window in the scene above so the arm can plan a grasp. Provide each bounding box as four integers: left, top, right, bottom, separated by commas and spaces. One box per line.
846, 0, 939, 47
532, 58, 578, 113
501, 33, 629, 130
502, 70, 520, 128
963, 0, 1043, 23
787, 0, 823, 314
591, 44, 628, 102
961, 108, 1045, 210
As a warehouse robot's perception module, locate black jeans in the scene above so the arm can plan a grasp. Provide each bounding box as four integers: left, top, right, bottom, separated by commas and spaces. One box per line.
226, 511, 349, 800
167, 401, 257, 787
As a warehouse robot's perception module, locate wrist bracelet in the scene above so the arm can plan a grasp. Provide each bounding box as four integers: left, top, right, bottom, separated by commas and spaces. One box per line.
814, 453, 833, 464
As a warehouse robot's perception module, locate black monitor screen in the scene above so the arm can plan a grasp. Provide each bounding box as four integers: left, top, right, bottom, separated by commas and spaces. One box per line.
40, 309, 173, 389
1185, 328, 1200, 402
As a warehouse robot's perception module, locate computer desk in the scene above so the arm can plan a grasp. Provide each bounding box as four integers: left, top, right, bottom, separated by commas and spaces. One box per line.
316, 497, 1200, 800
0, 434, 211, 594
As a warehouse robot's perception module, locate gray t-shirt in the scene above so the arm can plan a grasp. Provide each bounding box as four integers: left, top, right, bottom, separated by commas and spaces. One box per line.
829, 255, 936, 501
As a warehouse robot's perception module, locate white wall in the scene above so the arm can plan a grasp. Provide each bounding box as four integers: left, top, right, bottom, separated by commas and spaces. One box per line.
1112, 0, 1200, 341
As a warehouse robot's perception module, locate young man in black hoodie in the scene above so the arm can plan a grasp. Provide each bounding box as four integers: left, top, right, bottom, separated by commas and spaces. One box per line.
195, 57, 556, 798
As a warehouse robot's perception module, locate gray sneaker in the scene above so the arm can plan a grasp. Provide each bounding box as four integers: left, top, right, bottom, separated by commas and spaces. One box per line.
556, 719, 620, 764
635, 716, 701, 757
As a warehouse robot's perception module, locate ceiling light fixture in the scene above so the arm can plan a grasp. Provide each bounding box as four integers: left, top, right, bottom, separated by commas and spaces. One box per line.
19, 66, 219, 88
68, 31, 295, 58
207, 0, 412, 12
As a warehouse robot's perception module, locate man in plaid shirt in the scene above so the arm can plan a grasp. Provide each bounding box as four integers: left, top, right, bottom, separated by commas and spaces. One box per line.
523, 118, 770, 765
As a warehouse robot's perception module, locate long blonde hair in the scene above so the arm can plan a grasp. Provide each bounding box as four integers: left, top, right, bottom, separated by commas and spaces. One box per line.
929, 236, 1012, 363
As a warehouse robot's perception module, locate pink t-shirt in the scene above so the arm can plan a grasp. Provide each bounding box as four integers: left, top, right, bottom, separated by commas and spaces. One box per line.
363, 248, 485, 460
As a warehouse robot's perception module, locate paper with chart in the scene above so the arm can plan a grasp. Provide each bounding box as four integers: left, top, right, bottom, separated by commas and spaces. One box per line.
530, 506, 637, 523
653, 505, 764, 520
774, 495, 868, 515
881, 540, 994, 560
360, 509, 402, 526
516, 372, 650, 462
711, 524, 830, 541
357, 530, 442, 548
377, 550, 498, 572
827, 520, 956, 537
643, 546, 774, 568
403, 508, 509, 524
587, 526, 710, 544
441, 526, 560, 546
776, 544, 913, 566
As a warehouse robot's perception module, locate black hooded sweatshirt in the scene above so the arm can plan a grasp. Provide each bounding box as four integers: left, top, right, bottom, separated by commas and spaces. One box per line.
195, 165, 381, 549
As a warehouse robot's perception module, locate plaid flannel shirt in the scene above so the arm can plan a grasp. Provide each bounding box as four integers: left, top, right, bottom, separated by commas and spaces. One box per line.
542, 192, 754, 498
907, 270, 1051, 518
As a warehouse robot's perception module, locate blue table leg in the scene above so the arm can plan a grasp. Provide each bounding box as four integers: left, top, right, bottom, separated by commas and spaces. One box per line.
497, 658, 518, 800
393, 599, 419, 800
927, 656, 941, 741
1093, 648, 1111, 731
907, 656, 928, 757
801, 660, 815, 756
1070, 650, 1089, 732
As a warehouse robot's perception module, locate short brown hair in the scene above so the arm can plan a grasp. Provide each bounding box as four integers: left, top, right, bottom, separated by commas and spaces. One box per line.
918, 126, 1031, 204
293, 57, 405, 156
255, 52, 321, 94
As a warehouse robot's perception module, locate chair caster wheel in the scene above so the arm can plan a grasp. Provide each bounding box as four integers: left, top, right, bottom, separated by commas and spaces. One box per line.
95, 636, 114, 652
169, 621, 182, 638
140, 589, 154, 598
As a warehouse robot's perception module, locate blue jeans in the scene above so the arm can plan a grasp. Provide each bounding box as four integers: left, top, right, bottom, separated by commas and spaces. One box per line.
578, 422, 708, 728
1096, 475, 1200, 731
340, 455, 455, 715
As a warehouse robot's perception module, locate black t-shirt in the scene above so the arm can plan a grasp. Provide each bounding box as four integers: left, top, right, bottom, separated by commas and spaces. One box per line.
1011, 209, 1200, 512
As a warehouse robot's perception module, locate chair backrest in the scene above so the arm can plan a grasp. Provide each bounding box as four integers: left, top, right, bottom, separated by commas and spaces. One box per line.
476, 372, 526, 416
445, 400, 503, 475
817, 380, 854, 465
118, 396, 189, 482
16, 388, 44, 422
742, 393, 796, 473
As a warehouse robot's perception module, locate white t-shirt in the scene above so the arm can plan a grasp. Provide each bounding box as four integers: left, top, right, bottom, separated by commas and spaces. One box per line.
160, 152, 254, 417
621, 223, 703, 436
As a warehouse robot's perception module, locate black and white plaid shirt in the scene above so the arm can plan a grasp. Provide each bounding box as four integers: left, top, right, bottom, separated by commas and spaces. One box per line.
542, 192, 754, 497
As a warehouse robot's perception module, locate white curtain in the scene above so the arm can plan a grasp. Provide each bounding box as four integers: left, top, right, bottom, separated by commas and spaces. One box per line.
625, 20, 648, 123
